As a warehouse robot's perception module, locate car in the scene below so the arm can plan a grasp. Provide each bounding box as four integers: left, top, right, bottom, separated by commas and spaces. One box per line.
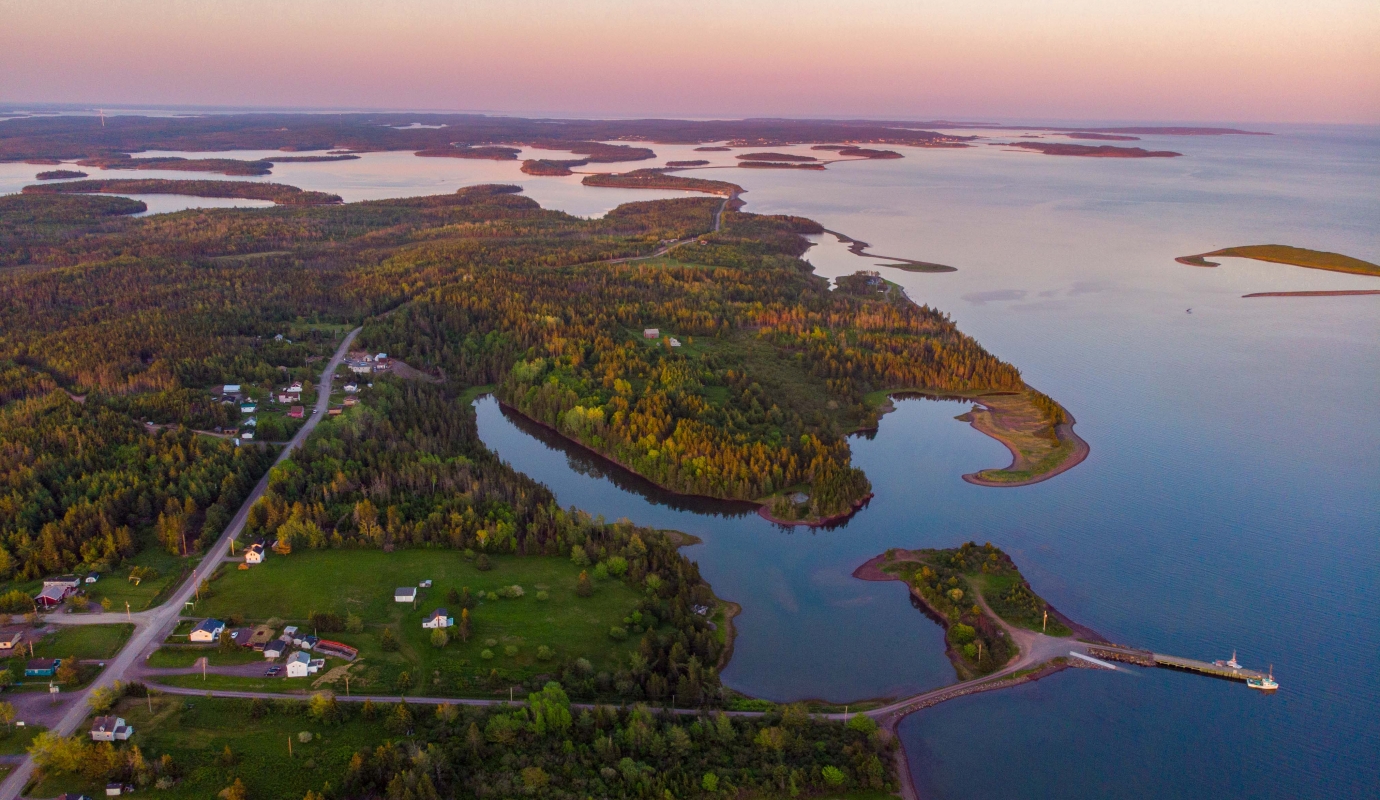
265, 666, 281, 677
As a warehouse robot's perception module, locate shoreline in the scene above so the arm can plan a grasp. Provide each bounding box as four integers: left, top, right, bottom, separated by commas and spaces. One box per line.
822, 229, 958, 273
494, 400, 863, 527
959, 406, 1090, 488
1243, 290, 1380, 298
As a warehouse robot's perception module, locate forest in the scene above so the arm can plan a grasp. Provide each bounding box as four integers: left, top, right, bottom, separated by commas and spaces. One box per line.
0, 170, 1053, 580
28, 688, 898, 800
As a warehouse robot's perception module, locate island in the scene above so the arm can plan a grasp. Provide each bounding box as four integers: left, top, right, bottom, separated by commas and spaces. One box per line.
1005, 142, 1182, 158
1177, 244, 1380, 278
75, 155, 276, 175
415, 144, 522, 160
693, 145, 732, 151
738, 161, 827, 170
35, 169, 87, 180
520, 158, 586, 176
1061, 132, 1140, 141
811, 146, 904, 159
736, 152, 818, 162
665, 159, 710, 167
582, 168, 742, 196
267, 154, 362, 162
22, 178, 343, 205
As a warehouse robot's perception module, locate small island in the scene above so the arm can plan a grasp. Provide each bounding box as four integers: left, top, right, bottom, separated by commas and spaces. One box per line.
415, 145, 522, 160
736, 152, 818, 162
810, 146, 904, 159
1177, 244, 1380, 278
23, 178, 343, 205
855, 542, 1090, 680
75, 155, 276, 175
1006, 142, 1182, 158
665, 159, 710, 167
35, 169, 88, 180
521, 158, 586, 176
267, 154, 362, 163
582, 168, 742, 196
693, 146, 732, 151
1062, 132, 1140, 141
738, 161, 826, 170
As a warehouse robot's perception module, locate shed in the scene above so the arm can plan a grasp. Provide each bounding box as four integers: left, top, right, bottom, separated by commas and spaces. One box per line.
263, 639, 289, 660
394, 587, 417, 603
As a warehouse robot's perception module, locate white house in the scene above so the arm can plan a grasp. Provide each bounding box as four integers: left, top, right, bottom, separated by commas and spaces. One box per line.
263, 639, 289, 660
669, 338, 682, 347
285, 651, 312, 678
240, 403, 257, 414
394, 587, 418, 604
90, 716, 133, 742
239, 430, 255, 441
222, 384, 242, 395
282, 625, 299, 638
287, 382, 303, 394
643, 328, 659, 338
422, 608, 453, 629
85, 573, 100, 584
189, 619, 225, 643
343, 383, 359, 394
244, 542, 266, 564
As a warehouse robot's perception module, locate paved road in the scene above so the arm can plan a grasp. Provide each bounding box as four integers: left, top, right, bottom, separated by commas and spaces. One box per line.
0, 327, 360, 800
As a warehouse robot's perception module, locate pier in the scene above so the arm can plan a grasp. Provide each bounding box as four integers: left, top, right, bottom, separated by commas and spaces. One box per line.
1086, 644, 1270, 683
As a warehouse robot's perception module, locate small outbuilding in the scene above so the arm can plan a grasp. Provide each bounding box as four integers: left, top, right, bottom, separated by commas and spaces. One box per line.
422, 608, 453, 629
263, 639, 290, 660
394, 587, 418, 604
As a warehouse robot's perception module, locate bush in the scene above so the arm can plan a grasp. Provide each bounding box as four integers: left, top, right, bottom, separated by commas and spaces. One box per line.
345, 613, 364, 633
503, 645, 518, 657
847, 713, 878, 734
497, 585, 524, 599
950, 623, 976, 644
380, 627, 399, 652
475, 554, 492, 571
535, 591, 549, 601
822, 765, 846, 786
605, 557, 629, 577
309, 611, 344, 632
0, 591, 32, 613
430, 627, 449, 648
536, 645, 554, 661
575, 571, 593, 597
480, 649, 494, 660
702, 772, 720, 792
608, 626, 628, 641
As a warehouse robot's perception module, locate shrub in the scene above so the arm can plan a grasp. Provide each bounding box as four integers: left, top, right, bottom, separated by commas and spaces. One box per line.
380, 627, 399, 652
950, 623, 976, 644
345, 613, 364, 633
847, 714, 878, 734
497, 585, 524, 599
480, 649, 494, 660
608, 626, 628, 641
536, 645, 554, 661
431, 627, 449, 648
475, 554, 492, 571
821, 765, 846, 786
309, 611, 344, 632
605, 557, 629, 577
503, 645, 518, 657
535, 591, 549, 601
592, 563, 609, 581
484, 638, 498, 647
575, 571, 593, 597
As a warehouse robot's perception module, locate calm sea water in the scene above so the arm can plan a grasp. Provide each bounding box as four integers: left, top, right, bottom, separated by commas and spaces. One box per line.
5, 123, 1378, 797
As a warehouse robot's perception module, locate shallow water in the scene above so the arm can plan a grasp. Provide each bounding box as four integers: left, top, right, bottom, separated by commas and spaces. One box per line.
473, 125, 1380, 798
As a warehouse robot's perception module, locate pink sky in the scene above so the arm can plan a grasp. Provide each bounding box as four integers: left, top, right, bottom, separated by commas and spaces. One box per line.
3, 0, 1377, 123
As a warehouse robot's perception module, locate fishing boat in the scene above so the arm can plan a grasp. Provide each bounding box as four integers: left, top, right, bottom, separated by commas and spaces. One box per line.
1214, 650, 1242, 670
1247, 665, 1278, 692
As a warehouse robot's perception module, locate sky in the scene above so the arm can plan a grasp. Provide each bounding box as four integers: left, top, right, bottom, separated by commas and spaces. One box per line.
2, 0, 1378, 124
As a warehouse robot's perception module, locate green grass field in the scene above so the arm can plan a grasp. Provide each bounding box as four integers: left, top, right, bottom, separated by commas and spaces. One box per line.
0, 725, 43, 756
27, 695, 380, 800
84, 547, 196, 612
193, 550, 646, 694
146, 647, 263, 668
30, 624, 134, 660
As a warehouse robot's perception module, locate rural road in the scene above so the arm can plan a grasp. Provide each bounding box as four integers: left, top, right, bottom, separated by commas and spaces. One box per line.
0, 327, 361, 800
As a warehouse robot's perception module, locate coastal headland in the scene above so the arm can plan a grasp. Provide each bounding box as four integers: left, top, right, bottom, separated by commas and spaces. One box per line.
1177, 244, 1380, 278
955, 391, 1090, 487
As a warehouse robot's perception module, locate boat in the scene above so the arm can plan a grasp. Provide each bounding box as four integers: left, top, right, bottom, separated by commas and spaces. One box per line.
1214, 650, 1242, 670
1247, 665, 1278, 692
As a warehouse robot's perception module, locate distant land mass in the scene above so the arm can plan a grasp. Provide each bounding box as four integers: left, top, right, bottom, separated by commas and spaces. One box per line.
1177, 244, 1380, 278
1005, 142, 1182, 158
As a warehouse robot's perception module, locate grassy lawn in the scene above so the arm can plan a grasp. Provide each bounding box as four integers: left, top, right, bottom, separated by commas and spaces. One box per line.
194, 550, 646, 695
31, 624, 134, 660
27, 695, 380, 800
0, 725, 43, 755
968, 573, 1072, 636
146, 647, 263, 669
85, 547, 197, 612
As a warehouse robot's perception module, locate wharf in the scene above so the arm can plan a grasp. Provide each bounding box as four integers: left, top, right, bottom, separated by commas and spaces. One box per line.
1085, 643, 1268, 682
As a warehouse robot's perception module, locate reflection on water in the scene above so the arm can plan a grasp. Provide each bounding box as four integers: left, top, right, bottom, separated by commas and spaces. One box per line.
477, 125, 1380, 799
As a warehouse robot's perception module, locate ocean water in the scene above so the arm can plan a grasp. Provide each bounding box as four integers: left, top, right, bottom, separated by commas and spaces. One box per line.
6, 122, 1378, 797
471, 126, 1379, 799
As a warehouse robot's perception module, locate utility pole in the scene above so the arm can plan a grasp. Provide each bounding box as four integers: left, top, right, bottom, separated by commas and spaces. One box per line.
1043, 610, 1048, 633
126, 601, 132, 623
288, 735, 293, 757
344, 674, 350, 697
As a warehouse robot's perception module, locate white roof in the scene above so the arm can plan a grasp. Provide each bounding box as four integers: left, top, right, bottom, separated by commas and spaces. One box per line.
223, 384, 241, 393
286, 651, 310, 664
